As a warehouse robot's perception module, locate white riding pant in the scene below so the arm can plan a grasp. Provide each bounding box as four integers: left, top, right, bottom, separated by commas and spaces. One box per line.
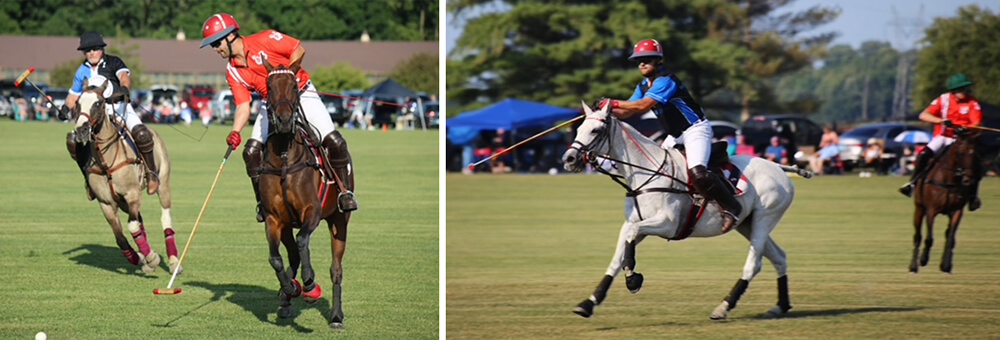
660, 119, 712, 169
250, 82, 336, 143
109, 101, 142, 130
926, 135, 954, 153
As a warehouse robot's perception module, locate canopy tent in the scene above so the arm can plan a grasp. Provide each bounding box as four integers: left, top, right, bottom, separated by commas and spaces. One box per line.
361, 77, 417, 99
447, 98, 579, 132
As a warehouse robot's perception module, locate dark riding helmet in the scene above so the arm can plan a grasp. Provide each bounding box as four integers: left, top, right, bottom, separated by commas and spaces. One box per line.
77, 31, 107, 51
200, 13, 240, 48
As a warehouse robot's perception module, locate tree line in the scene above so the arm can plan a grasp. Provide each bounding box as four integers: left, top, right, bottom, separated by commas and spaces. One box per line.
447, 1, 999, 124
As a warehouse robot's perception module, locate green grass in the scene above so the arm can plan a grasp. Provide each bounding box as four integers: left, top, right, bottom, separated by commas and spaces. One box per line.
0, 120, 438, 339
446, 172, 1000, 339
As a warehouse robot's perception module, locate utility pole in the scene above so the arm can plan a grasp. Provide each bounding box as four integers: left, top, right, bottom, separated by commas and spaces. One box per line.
888, 4, 925, 120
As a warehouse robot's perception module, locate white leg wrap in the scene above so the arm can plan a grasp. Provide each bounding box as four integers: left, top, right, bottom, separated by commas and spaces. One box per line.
160, 208, 172, 229
127, 220, 141, 233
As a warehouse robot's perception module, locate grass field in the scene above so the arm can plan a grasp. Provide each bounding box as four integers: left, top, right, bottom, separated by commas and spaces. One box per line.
0, 120, 438, 339
447, 172, 1000, 339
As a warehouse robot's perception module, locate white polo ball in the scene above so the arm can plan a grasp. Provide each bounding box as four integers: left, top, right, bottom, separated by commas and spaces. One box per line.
35, 332, 47, 340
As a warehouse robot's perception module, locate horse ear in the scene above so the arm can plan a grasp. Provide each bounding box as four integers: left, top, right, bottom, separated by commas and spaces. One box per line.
289, 58, 302, 74
582, 101, 593, 116
82, 77, 90, 88
99, 78, 109, 94
262, 57, 274, 72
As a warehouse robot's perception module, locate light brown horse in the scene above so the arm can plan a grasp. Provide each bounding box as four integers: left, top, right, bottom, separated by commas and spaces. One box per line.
258, 59, 352, 329
910, 129, 982, 273
71, 77, 179, 274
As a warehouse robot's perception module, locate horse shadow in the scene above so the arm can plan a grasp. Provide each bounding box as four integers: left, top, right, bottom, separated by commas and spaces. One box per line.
763, 306, 923, 319
164, 281, 332, 333
62, 243, 165, 278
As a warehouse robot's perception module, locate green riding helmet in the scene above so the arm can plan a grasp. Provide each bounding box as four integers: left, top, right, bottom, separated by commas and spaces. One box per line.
946, 73, 973, 91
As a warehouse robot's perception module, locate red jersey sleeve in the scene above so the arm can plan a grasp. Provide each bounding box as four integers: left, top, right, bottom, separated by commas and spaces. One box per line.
970, 100, 982, 125
226, 71, 253, 106
925, 96, 943, 118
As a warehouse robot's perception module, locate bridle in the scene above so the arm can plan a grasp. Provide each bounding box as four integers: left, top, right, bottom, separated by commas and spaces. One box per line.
77, 88, 141, 198
265, 68, 304, 137
569, 114, 694, 219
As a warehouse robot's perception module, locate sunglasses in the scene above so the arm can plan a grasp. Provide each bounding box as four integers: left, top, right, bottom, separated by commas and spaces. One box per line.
210, 37, 229, 49
82, 47, 102, 53
634, 57, 658, 65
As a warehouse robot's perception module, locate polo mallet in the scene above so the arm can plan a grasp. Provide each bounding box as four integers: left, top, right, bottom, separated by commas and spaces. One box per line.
14, 67, 62, 113
154, 147, 234, 295
467, 115, 584, 171
968, 125, 1000, 134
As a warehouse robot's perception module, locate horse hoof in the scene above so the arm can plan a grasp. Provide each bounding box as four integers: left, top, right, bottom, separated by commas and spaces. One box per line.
278, 306, 295, 319
573, 299, 595, 318
763, 306, 786, 318
330, 322, 345, 330
168, 256, 183, 275
302, 282, 322, 303
710, 301, 730, 320
142, 251, 161, 274
625, 273, 643, 294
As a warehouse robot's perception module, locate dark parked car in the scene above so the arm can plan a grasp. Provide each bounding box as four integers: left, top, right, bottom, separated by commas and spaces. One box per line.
837, 122, 927, 170
416, 101, 439, 128
741, 114, 823, 156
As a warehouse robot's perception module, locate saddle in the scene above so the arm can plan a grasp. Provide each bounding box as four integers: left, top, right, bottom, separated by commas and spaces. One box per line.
673, 141, 743, 195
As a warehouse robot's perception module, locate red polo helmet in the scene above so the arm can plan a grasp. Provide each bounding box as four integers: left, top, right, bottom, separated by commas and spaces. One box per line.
200, 13, 239, 48
628, 38, 663, 61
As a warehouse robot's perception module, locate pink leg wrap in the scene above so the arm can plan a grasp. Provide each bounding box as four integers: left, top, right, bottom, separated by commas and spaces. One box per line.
122, 249, 140, 265
163, 228, 178, 258
131, 225, 152, 255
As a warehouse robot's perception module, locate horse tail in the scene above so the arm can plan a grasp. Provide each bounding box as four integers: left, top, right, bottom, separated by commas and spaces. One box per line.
778, 164, 813, 179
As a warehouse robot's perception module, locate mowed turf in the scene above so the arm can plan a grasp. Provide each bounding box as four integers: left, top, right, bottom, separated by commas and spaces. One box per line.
447, 172, 1000, 339
0, 120, 438, 339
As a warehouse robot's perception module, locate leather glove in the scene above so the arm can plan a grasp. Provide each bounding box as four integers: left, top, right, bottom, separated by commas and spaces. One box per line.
57, 105, 71, 121
226, 131, 242, 150
953, 125, 969, 134
942, 120, 955, 128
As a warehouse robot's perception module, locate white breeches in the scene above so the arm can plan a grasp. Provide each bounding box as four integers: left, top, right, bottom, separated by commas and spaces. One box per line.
926, 135, 954, 153
250, 82, 336, 143
660, 119, 712, 169
110, 101, 142, 130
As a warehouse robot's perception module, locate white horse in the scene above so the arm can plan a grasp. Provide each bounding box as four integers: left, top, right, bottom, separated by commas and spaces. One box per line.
562, 103, 807, 320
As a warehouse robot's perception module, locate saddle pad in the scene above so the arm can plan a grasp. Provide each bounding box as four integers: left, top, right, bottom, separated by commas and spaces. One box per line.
716, 163, 749, 196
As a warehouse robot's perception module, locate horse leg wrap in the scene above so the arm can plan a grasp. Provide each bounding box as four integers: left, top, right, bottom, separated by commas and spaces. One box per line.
129, 222, 152, 256
121, 248, 140, 265
723, 279, 750, 310
777, 276, 791, 313
163, 228, 178, 258
330, 283, 344, 328
593, 275, 614, 305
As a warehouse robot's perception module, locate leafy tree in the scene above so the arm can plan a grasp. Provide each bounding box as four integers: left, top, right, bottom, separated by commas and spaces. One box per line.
912, 5, 1000, 108
447, 0, 837, 120
310, 62, 370, 93
389, 52, 439, 94
49, 58, 82, 89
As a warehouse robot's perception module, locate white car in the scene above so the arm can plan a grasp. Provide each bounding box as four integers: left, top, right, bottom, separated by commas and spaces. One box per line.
211, 89, 263, 125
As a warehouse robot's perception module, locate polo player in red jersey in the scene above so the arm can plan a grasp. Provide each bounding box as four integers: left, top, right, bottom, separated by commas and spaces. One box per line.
200, 13, 358, 222
899, 73, 983, 211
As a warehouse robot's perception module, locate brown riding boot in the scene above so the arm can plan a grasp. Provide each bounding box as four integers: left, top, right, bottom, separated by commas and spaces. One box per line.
244, 140, 265, 222
67, 131, 95, 201
133, 125, 159, 194
690, 165, 742, 233
323, 131, 358, 212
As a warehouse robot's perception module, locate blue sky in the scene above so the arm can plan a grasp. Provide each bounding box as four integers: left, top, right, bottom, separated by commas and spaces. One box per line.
445, 0, 1000, 54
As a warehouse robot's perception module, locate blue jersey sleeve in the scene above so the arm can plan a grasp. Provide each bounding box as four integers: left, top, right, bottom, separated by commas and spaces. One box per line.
69, 64, 89, 95
627, 83, 643, 101
644, 77, 678, 104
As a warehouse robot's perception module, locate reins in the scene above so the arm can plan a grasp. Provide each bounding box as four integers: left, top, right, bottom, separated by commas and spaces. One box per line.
79, 91, 142, 199
572, 115, 695, 220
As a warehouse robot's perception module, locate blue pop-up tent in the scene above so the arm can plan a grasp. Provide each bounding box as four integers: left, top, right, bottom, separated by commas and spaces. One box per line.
447, 98, 579, 131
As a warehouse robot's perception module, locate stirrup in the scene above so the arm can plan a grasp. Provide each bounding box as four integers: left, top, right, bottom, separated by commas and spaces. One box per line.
86, 186, 95, 201
898, 183, 913, 197
720, 211, 738, 233
337, 191, 358, 212
255, 201, 265, 223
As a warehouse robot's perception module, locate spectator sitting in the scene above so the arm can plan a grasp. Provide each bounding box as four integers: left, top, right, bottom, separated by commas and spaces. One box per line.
808, 125, 840, 175
764, 136, 789, 165
179, 101, 192, 126
734, 134, 756, 156
859, 138, 883, 177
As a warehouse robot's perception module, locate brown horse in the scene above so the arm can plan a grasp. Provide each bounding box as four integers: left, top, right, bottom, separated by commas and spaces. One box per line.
70, 77, 179, 274
258, 59, 353, 329
910, 129, 981, 273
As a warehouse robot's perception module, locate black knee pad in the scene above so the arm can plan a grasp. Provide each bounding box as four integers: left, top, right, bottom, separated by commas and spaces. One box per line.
131, 125, 154, 152
243, 139, 263, 179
